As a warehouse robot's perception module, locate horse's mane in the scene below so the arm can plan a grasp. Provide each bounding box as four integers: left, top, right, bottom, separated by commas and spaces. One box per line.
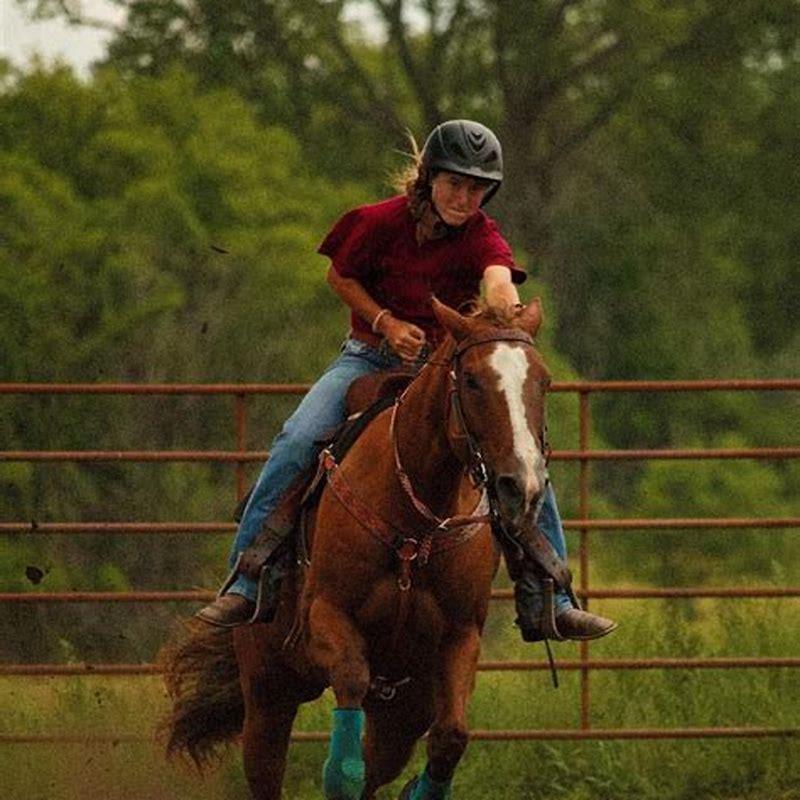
439, 299, 548, 374
460, 300, 532, 333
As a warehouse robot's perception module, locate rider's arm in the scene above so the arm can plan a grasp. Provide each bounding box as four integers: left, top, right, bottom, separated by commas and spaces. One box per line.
326, 267, 426, 361
326, 266, 385, 330
482, 265, 521, 309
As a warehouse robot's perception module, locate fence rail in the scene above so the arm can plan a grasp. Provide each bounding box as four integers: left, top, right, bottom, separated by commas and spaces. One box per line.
2, 728, 797, 745
2, 379, 799, 745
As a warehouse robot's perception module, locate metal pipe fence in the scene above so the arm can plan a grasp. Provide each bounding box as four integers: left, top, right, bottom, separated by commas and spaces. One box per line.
1, 379, 798, 745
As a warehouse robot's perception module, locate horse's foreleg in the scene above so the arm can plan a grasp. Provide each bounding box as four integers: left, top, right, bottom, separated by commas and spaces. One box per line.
362, 682, 434, 799
307, 596, 371, 799
307, 594, 370, 705
405, 626, 481, 799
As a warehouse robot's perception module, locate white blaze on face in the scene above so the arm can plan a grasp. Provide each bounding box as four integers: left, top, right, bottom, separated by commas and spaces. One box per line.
488, 344, 544, 505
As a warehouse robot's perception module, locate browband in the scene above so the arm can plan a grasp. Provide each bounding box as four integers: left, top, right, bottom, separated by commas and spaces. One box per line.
452, 328, 534, 359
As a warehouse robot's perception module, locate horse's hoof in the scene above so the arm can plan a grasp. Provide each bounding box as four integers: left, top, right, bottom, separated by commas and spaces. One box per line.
397, 773, 452, 799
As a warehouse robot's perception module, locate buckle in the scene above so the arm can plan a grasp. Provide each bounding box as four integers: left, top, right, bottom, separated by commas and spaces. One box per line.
322, 449, 336, 470
469, 456, 488, 488
397, 538, 419, 562
370, 675, 411, 702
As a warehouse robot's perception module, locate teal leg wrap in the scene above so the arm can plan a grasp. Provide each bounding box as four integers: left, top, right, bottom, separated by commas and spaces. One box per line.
323, 708, 366, 799
409, 765, 453, 800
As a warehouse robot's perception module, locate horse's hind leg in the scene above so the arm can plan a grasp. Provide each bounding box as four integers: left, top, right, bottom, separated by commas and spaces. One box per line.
237, 630, 323, 800
362, 684, 434, 800
241, 700, 298, 800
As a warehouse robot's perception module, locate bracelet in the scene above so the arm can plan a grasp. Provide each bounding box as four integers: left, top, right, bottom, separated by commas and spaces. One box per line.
371, 308, 392, 333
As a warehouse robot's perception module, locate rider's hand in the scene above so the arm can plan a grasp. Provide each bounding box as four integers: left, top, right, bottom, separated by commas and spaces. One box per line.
379, 315, 426, 363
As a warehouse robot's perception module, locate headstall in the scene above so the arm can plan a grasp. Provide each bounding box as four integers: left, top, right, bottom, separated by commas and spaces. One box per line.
391, 327, 540, 522
322, 326, 549, 589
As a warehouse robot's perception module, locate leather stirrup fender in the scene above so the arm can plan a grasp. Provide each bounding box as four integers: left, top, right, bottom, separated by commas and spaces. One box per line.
213, 558, 275, 626
237, 529, 288, 580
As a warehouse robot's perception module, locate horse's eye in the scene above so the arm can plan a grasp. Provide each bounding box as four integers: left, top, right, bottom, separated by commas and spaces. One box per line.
464, 373, 480, 391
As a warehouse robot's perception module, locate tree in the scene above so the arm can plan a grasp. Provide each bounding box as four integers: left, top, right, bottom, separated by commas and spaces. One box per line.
0, 64, 362, 659
19, 2, 800, 248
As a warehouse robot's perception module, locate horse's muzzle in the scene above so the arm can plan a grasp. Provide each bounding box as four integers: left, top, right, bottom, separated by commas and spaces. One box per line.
494, 473, 543, 527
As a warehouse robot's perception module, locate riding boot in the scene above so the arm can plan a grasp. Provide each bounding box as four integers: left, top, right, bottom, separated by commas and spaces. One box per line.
514, 571, 617, 642
496, 481, 617, 643
194, 531, 293, 627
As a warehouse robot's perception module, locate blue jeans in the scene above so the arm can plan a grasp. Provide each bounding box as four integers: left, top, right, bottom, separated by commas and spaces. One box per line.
226, 338, 571, 613
513, 483, 574, 617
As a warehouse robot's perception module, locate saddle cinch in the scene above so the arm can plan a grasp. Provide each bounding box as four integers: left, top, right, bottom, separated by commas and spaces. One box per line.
227, 367, 578, 636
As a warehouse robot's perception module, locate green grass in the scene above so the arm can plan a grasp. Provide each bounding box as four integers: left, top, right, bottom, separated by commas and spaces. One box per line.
2, 595, 799, 800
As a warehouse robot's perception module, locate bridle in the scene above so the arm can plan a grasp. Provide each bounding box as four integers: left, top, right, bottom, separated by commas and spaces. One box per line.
390, 326, 551, 533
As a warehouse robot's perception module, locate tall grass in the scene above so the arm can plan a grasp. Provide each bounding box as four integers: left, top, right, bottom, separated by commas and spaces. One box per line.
2, 593, 798, 800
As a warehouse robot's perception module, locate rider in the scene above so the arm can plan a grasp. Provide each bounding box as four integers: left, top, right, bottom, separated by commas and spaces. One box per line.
196, 119, 617, 642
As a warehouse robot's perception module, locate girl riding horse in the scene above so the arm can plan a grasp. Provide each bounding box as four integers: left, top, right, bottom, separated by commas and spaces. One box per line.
166, 300, 599, 799
195, 119, 616, 643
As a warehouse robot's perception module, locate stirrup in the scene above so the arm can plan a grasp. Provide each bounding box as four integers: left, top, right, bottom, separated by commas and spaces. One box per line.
217, 555, 278, 625
538, 578, 567, 642
518, 577, 579, 642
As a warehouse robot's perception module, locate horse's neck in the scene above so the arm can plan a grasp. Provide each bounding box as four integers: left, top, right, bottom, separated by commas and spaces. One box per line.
393, 361, 465, 516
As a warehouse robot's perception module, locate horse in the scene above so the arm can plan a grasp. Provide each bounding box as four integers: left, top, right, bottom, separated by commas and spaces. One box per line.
162, 297, 551, 800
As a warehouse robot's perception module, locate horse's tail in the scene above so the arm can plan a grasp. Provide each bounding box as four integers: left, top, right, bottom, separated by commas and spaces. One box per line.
159, 621, 244, 766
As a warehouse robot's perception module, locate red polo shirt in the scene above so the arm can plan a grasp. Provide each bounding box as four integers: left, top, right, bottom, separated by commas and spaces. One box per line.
318, 195, 526, 342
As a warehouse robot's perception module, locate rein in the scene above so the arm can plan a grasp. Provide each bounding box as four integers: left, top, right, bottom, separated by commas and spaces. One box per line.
389, 399, 491, 531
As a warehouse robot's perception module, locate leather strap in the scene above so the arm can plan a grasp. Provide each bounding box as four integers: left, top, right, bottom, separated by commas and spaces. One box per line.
322, 449, 488, 560
512, 522, 573, 593
238, 529, 287, 580
453, 328, 534, 359
235, 465, 318, 580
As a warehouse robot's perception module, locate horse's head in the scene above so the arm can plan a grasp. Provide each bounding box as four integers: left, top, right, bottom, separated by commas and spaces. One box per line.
432, 297, 551, 529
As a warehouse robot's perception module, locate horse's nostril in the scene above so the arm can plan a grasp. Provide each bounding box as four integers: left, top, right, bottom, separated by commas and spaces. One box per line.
495, 474, 524, 513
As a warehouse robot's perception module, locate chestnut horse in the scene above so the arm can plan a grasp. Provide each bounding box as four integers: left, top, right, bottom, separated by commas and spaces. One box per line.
163, 298, 550, 800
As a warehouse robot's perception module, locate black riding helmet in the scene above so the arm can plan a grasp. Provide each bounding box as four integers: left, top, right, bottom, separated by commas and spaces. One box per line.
421, 119, 503, 205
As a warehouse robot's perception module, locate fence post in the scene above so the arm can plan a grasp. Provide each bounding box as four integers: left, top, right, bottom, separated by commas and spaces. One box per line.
579, 389, 591, 730
235, 392, 247, 501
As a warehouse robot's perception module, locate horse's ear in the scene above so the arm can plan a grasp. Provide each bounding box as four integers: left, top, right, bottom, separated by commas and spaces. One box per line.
517, 297, 543, 338
431, 296, 473, 342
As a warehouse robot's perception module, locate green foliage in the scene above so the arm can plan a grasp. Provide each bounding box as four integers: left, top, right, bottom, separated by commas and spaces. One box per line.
601, 438, 799, 587
0, 64, 367, 658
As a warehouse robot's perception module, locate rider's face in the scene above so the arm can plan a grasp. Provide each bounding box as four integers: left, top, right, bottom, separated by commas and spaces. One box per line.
430, 171, 492, 227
